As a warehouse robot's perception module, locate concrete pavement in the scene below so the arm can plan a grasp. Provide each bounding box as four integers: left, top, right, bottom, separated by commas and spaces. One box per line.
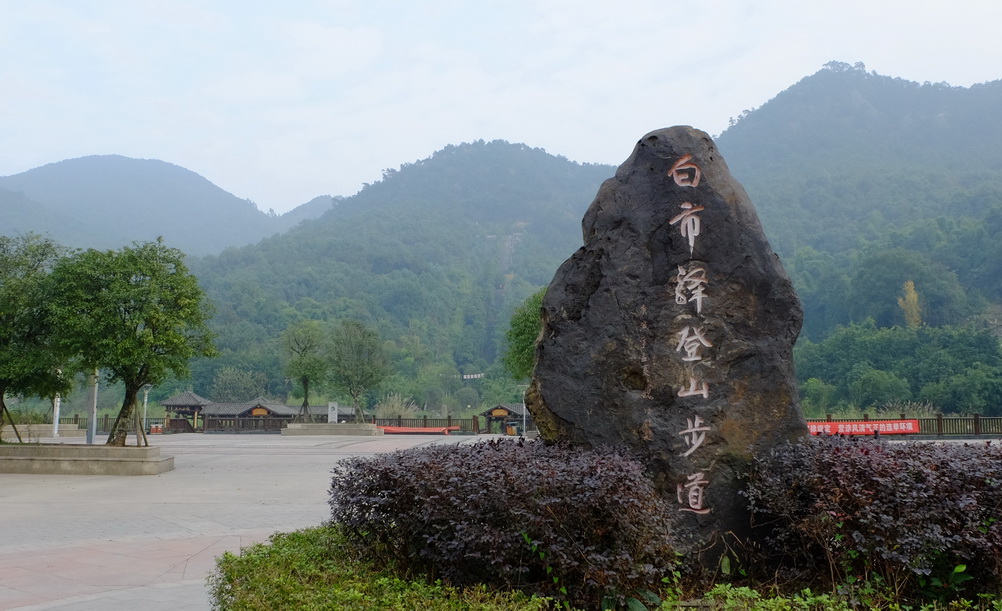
0, 433, 496, 610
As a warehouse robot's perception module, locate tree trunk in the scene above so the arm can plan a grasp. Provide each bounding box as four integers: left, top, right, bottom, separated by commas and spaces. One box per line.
352, 396, 364, 423
107, 384, 139, 446
298, 376, 314, 423
0, 391, 24, 443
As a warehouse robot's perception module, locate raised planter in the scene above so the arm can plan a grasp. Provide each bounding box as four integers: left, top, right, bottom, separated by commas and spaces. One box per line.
1, 424, 86, 442
0, 443, 174, 476
281, 422, 383, 436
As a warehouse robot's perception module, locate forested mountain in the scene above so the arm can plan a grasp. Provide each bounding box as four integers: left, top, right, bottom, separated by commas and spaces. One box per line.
0, 156, 330, 255
187, 141, 612, 404
716, 62, 1002, 340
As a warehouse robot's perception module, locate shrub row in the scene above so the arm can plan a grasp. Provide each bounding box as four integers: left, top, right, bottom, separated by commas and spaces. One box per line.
328, 438, 676, 609
744, 436, 1002, 601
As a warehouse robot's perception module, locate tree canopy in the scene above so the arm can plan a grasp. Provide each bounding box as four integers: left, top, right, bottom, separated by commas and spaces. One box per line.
48, 239, 216, 445
327, 319, 390, 417
0, 234, 69, 427
282, 319, 328, 419
795, 322, 1002, 415
211, 367, 268, 403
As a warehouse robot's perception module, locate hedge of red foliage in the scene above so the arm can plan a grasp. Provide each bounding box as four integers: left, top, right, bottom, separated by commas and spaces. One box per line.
744, 436, 1002, 600
328, 438, 676, 609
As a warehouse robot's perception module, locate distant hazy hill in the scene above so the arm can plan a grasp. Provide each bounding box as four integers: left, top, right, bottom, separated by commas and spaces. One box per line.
277, 195, 337, 229
0, 155, 329, 255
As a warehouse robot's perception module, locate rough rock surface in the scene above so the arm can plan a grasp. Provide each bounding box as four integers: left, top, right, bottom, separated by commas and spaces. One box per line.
525, 126, 807, 563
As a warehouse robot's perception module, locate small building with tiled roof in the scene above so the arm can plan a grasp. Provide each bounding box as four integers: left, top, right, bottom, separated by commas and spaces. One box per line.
201, 397, 326, 419
481, 403, 533, 435
161, 393, 329, 432
161, 391, 212, 418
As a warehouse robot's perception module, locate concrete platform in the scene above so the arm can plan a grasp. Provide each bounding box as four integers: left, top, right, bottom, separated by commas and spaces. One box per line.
2, 425, 86, 442
281, 422, 383, 436
0, 444, 174, 476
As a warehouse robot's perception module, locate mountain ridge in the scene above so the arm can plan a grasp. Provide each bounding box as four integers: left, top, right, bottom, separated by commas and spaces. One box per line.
0, 155, 331, 255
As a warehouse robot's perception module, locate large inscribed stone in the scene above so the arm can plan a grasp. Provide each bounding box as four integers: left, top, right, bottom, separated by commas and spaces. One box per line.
525, 126, 807, 563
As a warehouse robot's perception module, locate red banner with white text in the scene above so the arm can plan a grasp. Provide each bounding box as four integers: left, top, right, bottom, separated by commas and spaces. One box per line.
809, 420, 920, 436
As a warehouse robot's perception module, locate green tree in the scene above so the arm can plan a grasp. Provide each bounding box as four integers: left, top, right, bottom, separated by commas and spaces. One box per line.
787, 246, 852, 340
849, 249, 971, 328
800, 377, 837, 416
454, 385, 480, 412
795, 322, 1002, 413
919, 363, 1002, 415
0, 234, 70, 437
478, 370, 524, 407
501, 287, 545, 380
282, 320, 328, 421
49, 239, 216, 446
328, 320, 390, 419
848, 366, 912, 408
211, 366, 267, 402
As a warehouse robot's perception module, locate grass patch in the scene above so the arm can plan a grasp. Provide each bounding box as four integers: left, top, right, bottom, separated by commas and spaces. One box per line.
208, 525, 553, 610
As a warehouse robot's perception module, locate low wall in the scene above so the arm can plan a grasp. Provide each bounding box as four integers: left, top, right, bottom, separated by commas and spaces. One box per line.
1, 424, 86, 442
282, 423, 384, 436
0, 443, 174, 475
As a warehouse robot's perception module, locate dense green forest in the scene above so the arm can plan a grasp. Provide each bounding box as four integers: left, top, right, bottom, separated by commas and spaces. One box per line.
714, 61, 1002, 413
6, 62, 1002, 417
184, 141, 613, 413
718, 62, 1002, 338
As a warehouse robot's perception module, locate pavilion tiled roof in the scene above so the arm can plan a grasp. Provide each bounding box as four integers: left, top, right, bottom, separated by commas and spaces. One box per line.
162, 391, 212, 407
481, 403, 528, 417
199, 398, 328, 417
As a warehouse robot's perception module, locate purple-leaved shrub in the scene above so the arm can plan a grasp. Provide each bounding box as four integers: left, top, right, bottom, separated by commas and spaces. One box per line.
744, 436, 1002, 600
329, 438, 676, 609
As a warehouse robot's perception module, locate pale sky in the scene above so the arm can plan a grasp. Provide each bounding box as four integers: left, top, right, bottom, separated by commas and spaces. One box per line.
2, 1, 1000, 214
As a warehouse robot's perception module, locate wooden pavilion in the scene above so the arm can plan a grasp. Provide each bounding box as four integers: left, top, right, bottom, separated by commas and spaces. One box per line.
161, 391, 212, 433
481, 404, 532, 435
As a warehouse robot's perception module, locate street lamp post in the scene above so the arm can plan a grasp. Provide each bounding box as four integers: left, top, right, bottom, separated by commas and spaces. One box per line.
51, 394, 60, 438
86, 369, 98, 445
142, 384, 152, 433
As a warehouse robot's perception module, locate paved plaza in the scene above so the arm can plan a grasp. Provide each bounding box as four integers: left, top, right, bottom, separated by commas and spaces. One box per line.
0, 433, 496, 610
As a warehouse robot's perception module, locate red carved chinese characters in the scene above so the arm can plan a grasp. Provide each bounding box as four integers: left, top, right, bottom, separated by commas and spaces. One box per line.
670, 153, 714, 516
668, 153, 701, 187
